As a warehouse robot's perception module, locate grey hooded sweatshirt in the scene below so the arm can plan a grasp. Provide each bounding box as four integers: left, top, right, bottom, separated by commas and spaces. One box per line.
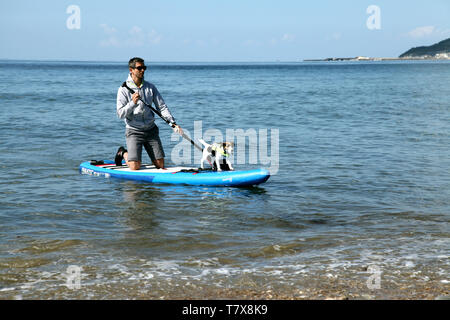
117, 74, 175, 131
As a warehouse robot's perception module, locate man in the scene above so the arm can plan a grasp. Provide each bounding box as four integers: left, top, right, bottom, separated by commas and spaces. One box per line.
115, 57, 182, 170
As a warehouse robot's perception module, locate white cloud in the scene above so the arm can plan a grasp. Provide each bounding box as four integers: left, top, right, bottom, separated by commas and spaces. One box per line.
100, 37, 120, 47
407, 26, 435, 38
148, 29, 162, 45
100, 23, 116, 35
211, 38, 220, 46
99, 24, 120, 47
195, 39, 206, 47
128, 26, 145, 47
332, 32, 342, 40
324, 32, 342, 42
281, 33, 295, 42
436, 28, 450, 37
406, 26, 450, 39
180, 38, 220, 47
269, 33, 296, 45
243, 39, 262, 47
129, 26, 143, 36
99, 24, 162, 47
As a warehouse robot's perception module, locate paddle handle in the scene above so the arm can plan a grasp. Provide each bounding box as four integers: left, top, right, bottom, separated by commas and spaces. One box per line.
121, 82, 203, 152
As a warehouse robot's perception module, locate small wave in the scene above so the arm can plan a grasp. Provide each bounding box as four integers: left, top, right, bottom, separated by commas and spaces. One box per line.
14, 239, 86, 255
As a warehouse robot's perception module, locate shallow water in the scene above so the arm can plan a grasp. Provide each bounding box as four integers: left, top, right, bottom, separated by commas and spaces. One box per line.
0, 60, 449, 299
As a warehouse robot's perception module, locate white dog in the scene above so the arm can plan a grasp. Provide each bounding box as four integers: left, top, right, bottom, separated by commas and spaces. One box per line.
198, 138, 234, 171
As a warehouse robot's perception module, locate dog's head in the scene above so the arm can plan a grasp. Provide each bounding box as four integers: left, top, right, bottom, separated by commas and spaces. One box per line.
221, 142, 234, 156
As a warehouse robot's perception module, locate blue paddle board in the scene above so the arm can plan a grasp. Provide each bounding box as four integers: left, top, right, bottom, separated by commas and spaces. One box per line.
79, 160, 270, 187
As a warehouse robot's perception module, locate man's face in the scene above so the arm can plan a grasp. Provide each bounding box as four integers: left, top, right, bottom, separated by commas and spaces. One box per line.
130, 62, 146, 79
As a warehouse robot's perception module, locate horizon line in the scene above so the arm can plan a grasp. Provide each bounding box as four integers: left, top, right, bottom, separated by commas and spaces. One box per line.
0, 58, 307, 64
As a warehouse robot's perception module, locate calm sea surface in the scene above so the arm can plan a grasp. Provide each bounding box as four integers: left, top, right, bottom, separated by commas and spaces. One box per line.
0, 60, 449, 299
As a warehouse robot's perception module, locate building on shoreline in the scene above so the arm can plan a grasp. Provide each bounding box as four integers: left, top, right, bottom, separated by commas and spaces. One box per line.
304, 54, 449, 62
304, 38, 450, 62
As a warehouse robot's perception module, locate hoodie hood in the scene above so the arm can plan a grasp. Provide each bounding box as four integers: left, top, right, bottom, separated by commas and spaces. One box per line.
126, 74, 144, 89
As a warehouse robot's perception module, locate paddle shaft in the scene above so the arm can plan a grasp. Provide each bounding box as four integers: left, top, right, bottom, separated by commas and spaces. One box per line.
121, 82, 202, 151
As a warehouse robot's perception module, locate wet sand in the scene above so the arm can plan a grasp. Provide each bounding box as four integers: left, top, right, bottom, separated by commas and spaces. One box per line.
1, 275, 447, 300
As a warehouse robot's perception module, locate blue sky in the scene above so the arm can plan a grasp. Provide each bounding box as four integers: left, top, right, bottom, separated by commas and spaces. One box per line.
1, 0, 449, 61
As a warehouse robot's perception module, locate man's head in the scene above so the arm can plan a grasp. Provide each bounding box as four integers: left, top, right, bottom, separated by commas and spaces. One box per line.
129, 57, 146, 80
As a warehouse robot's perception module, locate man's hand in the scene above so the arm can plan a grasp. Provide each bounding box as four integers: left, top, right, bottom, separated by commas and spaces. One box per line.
132, 92, 140, 105
172, 124, 183, 135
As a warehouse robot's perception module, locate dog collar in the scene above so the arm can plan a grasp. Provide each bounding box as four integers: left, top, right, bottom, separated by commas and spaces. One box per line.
212, 145, 229, 157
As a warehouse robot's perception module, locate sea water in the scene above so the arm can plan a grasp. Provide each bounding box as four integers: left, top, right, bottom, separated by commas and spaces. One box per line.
0, 60, 449, 299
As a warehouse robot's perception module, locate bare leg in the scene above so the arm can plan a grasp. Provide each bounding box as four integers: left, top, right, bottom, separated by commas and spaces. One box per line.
153, 158, 165, 169
123, 152, 141, 170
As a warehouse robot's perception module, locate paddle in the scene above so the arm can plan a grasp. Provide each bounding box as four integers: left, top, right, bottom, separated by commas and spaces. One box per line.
121, 82, 203, 152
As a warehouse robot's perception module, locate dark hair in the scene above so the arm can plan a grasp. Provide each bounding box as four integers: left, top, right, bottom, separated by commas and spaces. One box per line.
129, 57, 145, 68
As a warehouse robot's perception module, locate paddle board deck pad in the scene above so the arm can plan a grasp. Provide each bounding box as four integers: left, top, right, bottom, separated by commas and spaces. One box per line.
79, 160, 270, 187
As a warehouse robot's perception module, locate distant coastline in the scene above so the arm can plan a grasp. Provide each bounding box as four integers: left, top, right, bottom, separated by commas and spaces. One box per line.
305, 37, 450, 62
304, 55, 450, 62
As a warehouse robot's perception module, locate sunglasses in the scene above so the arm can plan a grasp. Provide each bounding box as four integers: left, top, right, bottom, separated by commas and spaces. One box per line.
133, 66, 147, 71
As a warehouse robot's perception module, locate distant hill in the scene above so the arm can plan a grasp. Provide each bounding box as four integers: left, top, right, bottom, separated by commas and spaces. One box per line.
399, 38, 450, 58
